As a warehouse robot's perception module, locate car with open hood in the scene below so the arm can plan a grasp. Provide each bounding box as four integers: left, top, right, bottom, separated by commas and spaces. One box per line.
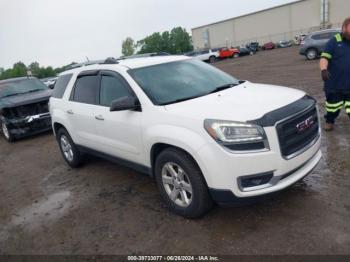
0, 77, 52, 142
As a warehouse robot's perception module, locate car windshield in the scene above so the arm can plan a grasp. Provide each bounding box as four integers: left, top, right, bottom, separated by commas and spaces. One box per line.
0, 78, 48, 99
129, 59, 239, 105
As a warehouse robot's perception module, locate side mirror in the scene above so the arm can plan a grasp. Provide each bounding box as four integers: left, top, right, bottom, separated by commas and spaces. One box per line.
110, 96, 140, 112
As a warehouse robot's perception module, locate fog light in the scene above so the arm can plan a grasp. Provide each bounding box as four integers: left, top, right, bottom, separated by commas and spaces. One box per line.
239, 172, 273, 190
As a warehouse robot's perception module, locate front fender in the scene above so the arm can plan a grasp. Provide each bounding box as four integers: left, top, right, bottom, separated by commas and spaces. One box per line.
144, 124, 213, 186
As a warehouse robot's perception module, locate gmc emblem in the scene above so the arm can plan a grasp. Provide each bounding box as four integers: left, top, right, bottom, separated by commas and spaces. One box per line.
296, 116, 315, 133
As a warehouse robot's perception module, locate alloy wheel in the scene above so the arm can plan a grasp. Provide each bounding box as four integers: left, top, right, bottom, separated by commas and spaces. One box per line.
60, 135, 74, 162
307, 50, 317, 60
161, 162, 193, 208
1, 122, 10, 140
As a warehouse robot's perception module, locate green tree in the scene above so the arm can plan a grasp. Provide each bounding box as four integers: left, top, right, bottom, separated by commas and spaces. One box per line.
138, 32, 163, 54
122, 37, 135, 56
0, 69, 13, 80
28, 62, 40, 76
10, 62, 27, 78
42, 66, 55, 78
170, 27, 193, 54
137, 27, 192, 55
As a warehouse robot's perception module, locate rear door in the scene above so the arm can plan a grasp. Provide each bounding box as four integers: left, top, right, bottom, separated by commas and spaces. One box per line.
314, 32, 337, 52
220, 48, 229, 58
64, 71, 100, 148
196, 50, 210, 61
92, 70, 143, 163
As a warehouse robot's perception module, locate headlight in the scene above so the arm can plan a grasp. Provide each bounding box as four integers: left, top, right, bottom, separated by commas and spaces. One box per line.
204, 119, 269, 151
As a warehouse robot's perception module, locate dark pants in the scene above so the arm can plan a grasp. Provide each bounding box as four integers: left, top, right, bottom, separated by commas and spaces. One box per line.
325, 90, 350, 124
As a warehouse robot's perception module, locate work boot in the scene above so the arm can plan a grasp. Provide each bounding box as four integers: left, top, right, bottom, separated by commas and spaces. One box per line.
323, 123, 334, 132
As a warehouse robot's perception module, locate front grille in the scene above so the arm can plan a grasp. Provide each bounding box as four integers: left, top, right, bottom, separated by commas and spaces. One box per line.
276, 106, 319, 158
10, 100, 49, 118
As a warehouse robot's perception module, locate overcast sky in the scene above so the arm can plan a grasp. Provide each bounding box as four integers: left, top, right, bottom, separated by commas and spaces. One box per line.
0, 0, 298, 69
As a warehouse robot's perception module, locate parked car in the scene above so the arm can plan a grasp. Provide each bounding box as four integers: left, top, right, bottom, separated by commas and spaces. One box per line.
187, 49, 220, 63
210, 47, 222, 53
294, 34, 307, 45
299, 29, 341, 60
50, 56, 321, 218
278, 40, 293, 48
0, 77, 52, 142
219, 47, 240, 59
184, 51, 196, 57
41, 76, 57, 89
262, 42, 276, 50
246, 42, 260, 52
238, 47, 255, 56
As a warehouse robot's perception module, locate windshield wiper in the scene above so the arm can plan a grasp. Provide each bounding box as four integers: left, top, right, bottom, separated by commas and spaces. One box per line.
208, 83, 238, 94
22, 89, 43, 94
1, 93, 22, 98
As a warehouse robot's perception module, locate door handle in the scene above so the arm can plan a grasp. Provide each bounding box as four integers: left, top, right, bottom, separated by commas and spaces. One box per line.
95, 115, 104, 121
67, 109, 74, 115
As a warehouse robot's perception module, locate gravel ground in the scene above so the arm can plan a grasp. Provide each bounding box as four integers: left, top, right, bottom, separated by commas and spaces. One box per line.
0, 46, 349, 255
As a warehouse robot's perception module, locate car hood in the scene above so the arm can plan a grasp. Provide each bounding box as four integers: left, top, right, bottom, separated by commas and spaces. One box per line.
164, 81, 305, 122
0, 89, 52, 110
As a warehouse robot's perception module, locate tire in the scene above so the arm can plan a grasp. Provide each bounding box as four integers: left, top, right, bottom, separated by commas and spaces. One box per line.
1, 121, 14, 142
233, 53, 240, 58
306, 48, 318, 60
57, 128, 83, 168
154, 148, 213, 218
209, 56, 216, 63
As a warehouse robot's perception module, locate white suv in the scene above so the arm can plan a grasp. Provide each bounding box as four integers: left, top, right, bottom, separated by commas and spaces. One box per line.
50, 56, 322, 218
186, 49, 220, 63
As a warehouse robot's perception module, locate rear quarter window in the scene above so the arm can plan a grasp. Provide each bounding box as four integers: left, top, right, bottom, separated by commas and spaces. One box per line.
52, 74, 73, 98
311, 32, 335, 40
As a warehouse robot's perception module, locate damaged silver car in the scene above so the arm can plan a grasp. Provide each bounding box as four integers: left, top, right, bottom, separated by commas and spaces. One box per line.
0, 77, 52, 142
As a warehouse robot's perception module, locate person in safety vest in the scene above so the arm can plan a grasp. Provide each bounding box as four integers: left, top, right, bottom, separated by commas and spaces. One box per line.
320, 17, 350, 131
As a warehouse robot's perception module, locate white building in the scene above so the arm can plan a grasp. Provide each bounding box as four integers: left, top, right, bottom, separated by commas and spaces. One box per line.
191, 0, 349, 49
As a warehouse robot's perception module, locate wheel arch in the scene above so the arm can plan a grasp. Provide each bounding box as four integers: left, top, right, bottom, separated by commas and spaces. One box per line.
53, 122, 67, 136
150, 142, 210, 188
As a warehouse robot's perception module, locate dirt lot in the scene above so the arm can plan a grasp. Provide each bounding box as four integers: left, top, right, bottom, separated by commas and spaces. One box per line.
0, 46, 349, 255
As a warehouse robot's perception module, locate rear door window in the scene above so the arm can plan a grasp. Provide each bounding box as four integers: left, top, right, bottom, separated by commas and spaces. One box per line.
52, 74, 73, 98
312, 32, 334, 40
72, 75, 99, 104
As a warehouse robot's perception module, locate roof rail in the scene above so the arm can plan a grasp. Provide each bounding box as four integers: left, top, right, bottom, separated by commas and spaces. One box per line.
118, 52, 170, 60
67, 60, 104, 70
65, 57, 119, 70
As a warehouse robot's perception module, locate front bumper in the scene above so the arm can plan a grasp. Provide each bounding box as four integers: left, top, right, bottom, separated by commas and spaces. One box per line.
5, 113, 52, 138
195, 127, 322, 202
299, 47, 307, 55
209, 148, 321, 205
